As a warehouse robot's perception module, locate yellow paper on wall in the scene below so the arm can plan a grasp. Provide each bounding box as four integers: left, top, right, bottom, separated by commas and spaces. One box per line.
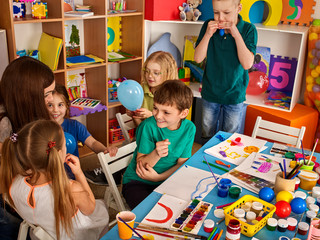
38, 32, 63, 71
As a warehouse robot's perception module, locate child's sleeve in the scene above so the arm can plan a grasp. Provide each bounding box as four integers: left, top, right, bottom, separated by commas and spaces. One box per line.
195, 20, 210, 48
243, 24, 258, 55
180, 122, 196, 158
134, 120, 156, 155
74, 120, 91, 143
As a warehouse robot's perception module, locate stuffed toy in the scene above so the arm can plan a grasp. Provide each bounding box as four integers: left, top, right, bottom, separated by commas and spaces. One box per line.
179, 0, 202, 21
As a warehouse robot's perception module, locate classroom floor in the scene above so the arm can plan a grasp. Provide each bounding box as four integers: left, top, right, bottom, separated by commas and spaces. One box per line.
80, 142, 203, 227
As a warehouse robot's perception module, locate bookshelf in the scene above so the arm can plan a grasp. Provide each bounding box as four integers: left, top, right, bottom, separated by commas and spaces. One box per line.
0, 0, 145, 157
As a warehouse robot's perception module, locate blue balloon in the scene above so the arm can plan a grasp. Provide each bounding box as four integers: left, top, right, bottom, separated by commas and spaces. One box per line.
290, 197, 307, 214
64, 132, 76, 154
117, 80, 144, 111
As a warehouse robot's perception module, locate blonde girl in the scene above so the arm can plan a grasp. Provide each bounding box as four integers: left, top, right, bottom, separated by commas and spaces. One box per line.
0, 120, 109, 240
128, 51, 178, 126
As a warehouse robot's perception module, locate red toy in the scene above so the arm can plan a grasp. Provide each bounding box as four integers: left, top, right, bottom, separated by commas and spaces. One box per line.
275, 200, 291, 218
246, 71, 269, 95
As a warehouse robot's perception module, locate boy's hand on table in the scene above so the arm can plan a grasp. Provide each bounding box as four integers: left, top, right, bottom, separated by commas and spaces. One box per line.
136, 161, 160, 181
156, 139, 170, 158
206, 20, 219, 38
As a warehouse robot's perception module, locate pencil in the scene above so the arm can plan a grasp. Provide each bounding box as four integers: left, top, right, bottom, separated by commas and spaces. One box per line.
210, 227, 220, 240
215, 229, 223, 240
216, 202, 234, 209
286, 164, 300, 179
118, 217, 145, 240
202, 160, 229, 172
289, 170, 301, 180
278, 163, 284, 179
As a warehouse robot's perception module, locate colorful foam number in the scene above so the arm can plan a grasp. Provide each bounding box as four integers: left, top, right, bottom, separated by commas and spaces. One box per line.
107, 17, 122, 52
240, 0, 282, 25
268, 55, 298, 92
280, 0, 315, 26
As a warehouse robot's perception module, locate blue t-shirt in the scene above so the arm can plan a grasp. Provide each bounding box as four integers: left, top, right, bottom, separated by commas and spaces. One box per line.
61, 118, 91, 157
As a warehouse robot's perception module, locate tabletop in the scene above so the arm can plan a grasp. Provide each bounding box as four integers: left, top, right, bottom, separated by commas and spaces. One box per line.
101, 131, 320, 240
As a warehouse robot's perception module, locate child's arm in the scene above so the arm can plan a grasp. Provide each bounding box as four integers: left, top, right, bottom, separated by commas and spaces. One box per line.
84, 136, 118, 156
132, 108, 153, 126
66, 154, 96, 215
136, 139, 170, 167
224, 22, 255, 70
136, 157, 188, 182
194, 21, 218, 63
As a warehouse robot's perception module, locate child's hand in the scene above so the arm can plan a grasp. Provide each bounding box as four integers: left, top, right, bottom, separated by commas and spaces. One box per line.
65, 154, 82, 176
133, 108, 152, 119
206, 20, 219, 38
104, 146, 118, 157
219, 21, 238, 37
155, 139, 170, 158
126, 109, 135, 117
136, 161, 160, 182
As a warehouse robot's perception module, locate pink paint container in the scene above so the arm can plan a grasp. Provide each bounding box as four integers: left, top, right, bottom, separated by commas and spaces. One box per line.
307, 219, 320, 240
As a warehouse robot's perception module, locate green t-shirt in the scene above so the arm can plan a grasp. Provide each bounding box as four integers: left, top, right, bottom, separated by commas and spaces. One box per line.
123, 116, 196, 185
141, 83, 154, 111
196, 15, 258, 105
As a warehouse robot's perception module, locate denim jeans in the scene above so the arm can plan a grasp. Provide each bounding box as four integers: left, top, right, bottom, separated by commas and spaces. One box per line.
202, 99, 244, 140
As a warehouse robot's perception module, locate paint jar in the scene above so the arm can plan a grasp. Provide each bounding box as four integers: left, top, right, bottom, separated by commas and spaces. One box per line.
309, 204, 319, 214
226, 219, 241, 240
245, 201, 253, 209
246, 211, 256, 223
238, 218, 246, 223
278, 237, 290, 240
290, 160, 297, 168
316, 167, 320, 184
295, 177, 300, 190
217, 184, 229, 198
229, 186, 242, 199
306, 211, 317, 224
312, 186, 320, 198
307, 219, 320, 239
233, 208, 245, 219
314, 162, 320, 171
298, 170, 319, 190
285, 152, 295, 159
266, 218, 277, 231
277, 219, 288, 232
241, 204, 251, 212
203, 219, 214, 233
297, 222, 309, 235
295, 153, 304, 161
274, 172, 296, 194
306, 196, 316, 208
251, 202, 263, 216
294, 190, 307, 200
287, 217, 298, 231
299, 160, 315, 171
317, 197, 320, 207
306, 155, 317, 163
291, 238, 301, 240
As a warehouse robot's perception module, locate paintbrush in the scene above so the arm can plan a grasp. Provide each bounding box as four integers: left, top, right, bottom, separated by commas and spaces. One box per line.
307, 138, 319, 166
301, 140, 306, 165
203, 156, 220, 186
118, 216, 146, 240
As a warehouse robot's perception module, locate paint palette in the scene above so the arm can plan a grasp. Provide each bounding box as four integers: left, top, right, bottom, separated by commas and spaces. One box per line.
171, 199, 213, 234
71, 98, 101, 108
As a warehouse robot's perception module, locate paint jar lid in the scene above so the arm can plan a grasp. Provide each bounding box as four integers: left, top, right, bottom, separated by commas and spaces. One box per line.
306, 196, 316, 205
204, 219, 215, 228
278, 219, 288, 228
285, 152, 295, 159
267, 218, 278, 227
252, 201, 263, 211
234, 208, 245, 218
241, 205, 251, 212
214, 209, 225, 218
309, 204, 319, 213
278, 236, 290, 240
307, 210, 317, 218
312, 186, 320, 196
246, 211, 256, 221
245, 201, 253, 208
238, 217, 247, 223
287, 217, 298, 227
229, 186, 242, 195
220, 178, 232, 186
298, 222, 309, 231
299, 170, 319, 181
294, 191, 307, 200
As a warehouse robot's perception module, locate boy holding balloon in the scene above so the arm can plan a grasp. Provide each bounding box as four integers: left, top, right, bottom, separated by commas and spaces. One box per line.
194, 0, 257, 143
122, 80, 196, 209
47, 84, 118, 181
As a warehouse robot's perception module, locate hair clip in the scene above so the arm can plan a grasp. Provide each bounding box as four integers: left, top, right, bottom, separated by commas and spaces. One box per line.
46, 141, 56, 155
10, 133, 18, 143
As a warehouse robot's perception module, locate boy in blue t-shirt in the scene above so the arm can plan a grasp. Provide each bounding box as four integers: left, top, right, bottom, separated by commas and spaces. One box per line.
194, 0, 257, 143
122, 80, 196, 209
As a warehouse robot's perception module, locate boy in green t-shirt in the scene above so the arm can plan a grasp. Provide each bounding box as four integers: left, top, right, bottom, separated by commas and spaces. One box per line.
194, 0, 257, 143
122, 80, 196, 209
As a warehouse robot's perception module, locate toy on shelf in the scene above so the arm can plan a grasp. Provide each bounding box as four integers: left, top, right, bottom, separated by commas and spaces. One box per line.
108, 77, 125, 103
178, 67, 190, 85
13, 1, 25, 18
179, 0, 202, 21
71, 98, 101, 109
280, 0, 315, 26
264, 90, 292, 110
107, 16, 122, 52
32, 2, 48, 19
67, 73, 87, 101
109, 118, 135, 144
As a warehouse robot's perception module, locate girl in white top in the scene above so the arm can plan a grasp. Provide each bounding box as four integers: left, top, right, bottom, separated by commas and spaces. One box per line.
0, 120, 109, 240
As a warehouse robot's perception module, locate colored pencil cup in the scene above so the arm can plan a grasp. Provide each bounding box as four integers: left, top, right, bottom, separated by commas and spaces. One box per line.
274, 172, 296, 194
116, 211, 136, 239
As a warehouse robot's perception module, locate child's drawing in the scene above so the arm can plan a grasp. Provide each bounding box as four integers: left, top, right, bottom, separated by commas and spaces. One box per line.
204, 133, 267, 165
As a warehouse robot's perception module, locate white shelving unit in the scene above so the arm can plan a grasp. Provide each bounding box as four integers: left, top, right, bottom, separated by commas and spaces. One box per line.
144, 20, 309, 112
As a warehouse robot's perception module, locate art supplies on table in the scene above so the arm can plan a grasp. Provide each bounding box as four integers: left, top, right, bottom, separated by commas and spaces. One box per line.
270, 143, 311, 157
154, 165, 220, 201
204, 133, 267, 165
139, 194, 212, 236
71, 98, 101, 108
227, 153, 292, 194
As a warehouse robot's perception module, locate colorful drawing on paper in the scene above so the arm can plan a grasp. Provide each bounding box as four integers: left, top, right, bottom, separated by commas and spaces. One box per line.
227, 153, 292, 193
204, 133, 267, 165
249, 46, 271, 76
145, 202, 173, 224
154, 166, 219, 201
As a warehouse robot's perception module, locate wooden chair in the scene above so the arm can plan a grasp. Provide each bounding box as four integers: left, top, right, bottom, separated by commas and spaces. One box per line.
116, 113, 136, 145
18, 220, 54, 240
251, 116, 306, 148
98, 141, 137, 226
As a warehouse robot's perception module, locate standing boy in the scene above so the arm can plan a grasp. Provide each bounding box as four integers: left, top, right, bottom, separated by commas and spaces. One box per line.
122, 80, 196, 209
194, 0, 257, 143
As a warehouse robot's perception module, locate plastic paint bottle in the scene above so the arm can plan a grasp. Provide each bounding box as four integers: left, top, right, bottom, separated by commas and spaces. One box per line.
225, 219, 241, 240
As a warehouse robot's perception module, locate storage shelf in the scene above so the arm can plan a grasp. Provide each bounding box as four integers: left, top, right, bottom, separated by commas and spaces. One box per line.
13, 16, 62, 24
108, 101, 123, 108
108, 56, 142, 64
108, 11, 143, 17
66, 62, 107, 71
63, 15, 106, 21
